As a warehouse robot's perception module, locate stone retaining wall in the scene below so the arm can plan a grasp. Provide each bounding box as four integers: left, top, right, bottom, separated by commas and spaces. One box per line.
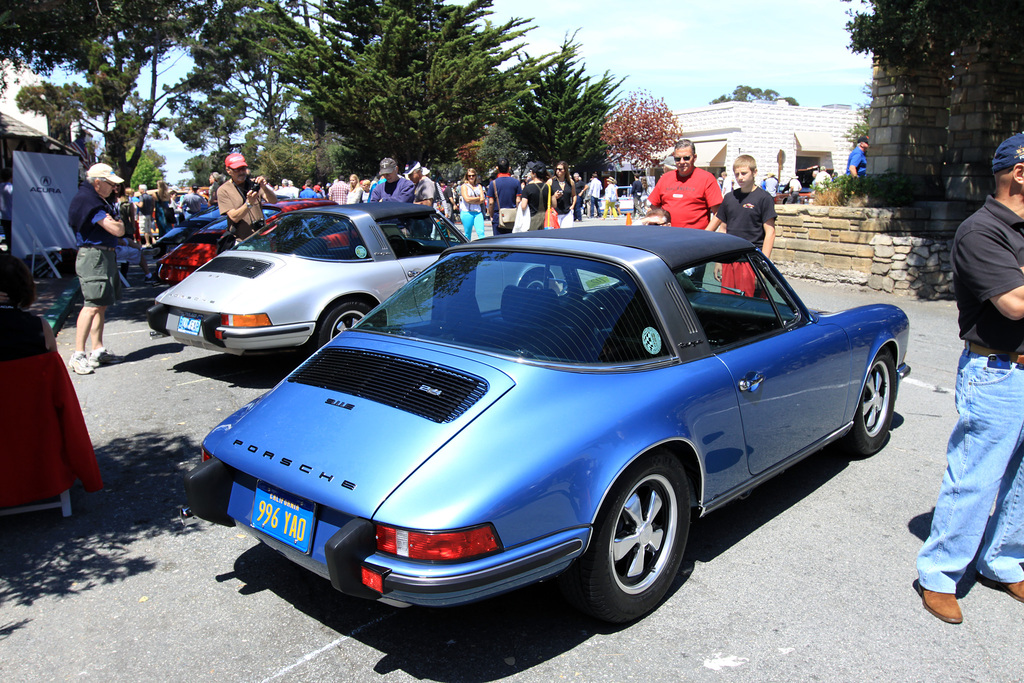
771, 203, 969, 299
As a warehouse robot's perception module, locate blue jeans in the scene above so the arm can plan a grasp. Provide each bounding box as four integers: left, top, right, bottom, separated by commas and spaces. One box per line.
917, 349, 1024, 593
590, 196, 601, 218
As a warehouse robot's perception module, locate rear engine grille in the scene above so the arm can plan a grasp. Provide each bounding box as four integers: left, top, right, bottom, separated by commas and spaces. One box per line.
197, 257, 272, 279
289, 348, 488, 423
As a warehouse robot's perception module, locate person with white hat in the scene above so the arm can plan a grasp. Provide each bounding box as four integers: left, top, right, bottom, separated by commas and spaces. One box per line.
67, 163, 127, 375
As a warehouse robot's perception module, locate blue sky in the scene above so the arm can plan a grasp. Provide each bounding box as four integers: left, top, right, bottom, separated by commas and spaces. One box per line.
144, 0, 872, 184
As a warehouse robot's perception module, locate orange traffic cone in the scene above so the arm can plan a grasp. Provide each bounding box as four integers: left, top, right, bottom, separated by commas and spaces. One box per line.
626, 212, 632, 226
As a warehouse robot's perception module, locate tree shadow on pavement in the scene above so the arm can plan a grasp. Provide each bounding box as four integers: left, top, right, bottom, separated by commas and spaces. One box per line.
0, 430, 202, 637
219, 542, 620, 682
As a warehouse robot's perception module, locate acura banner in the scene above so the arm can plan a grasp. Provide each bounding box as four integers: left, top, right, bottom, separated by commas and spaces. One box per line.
11, 151, 80, 260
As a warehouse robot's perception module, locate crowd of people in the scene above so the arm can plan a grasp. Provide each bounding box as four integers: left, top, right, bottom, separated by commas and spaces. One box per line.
6, 126, 1024, 633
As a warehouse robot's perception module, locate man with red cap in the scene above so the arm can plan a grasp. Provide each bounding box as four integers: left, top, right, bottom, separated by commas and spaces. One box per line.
218, 153, 276, 241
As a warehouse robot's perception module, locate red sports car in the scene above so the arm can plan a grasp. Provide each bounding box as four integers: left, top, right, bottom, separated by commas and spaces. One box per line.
156, 199, 337, 284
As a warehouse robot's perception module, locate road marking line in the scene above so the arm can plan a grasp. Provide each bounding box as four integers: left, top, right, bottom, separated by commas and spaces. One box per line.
903, 377, 951, 394
175, 370, 255, 387
260, 612, 395, 682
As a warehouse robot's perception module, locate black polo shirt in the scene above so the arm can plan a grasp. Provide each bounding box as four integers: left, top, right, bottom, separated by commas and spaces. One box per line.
952, 195, 1024, 352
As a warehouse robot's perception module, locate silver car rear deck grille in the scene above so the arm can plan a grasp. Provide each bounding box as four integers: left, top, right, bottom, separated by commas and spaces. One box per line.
290, 348, 488, 423
197, 258, 272, 279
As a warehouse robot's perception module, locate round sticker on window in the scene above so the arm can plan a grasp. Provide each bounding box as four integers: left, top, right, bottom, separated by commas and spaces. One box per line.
355, 245, 368, 259
642, 327, 662, 355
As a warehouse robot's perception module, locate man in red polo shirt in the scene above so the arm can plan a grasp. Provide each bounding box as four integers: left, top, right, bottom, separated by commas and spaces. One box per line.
648, 139, 721, 229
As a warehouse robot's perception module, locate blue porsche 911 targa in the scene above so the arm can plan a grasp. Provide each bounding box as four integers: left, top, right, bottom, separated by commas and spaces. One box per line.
183, 226, 910, 622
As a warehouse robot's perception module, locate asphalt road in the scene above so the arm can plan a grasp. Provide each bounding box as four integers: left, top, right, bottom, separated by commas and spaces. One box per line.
2, 257, 1022, 683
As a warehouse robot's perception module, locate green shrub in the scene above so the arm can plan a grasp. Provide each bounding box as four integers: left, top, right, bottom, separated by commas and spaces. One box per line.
813, 171, 914, 207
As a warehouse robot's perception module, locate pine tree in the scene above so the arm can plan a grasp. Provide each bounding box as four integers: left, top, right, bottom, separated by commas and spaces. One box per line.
267, 0, 541, 171
504, 34, 621, 169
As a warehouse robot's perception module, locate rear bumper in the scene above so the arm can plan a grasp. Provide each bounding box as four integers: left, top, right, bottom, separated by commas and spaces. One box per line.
148, 302, 313, 353
184, 457, 588, 608
897, 362, 910, 381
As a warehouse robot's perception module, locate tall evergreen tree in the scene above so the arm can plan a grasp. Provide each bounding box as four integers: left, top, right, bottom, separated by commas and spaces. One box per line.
172, 0, 295, 154
265, 0, 541, 170
504, 34, 621, 168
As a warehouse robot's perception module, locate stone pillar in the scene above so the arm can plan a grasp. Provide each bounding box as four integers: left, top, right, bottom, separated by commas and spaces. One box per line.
945, 45, 1024, 202
868, 63, 948, 199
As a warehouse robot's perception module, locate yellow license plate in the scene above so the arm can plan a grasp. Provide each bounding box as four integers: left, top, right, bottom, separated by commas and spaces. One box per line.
251, 482, 315, 553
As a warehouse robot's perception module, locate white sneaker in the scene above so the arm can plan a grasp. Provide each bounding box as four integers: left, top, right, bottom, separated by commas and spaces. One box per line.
90, 348, 124, 366
69, 353, 94, 375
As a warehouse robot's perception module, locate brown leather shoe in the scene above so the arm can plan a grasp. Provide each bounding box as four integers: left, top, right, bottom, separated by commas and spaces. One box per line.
914, 580, 962, 624
977, 575, 1024, 603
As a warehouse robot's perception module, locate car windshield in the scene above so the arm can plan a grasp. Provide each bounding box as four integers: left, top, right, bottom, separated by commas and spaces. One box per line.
357, 250, 670, 365
237, 212, 369, 261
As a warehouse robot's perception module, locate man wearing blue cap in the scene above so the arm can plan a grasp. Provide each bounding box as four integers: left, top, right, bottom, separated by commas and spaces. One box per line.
915, 133, 1024, 624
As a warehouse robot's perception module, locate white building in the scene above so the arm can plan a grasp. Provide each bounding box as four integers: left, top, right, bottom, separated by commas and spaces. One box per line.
672, 100, 861, 185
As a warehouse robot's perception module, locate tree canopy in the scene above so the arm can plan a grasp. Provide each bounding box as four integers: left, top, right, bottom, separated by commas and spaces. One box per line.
709, 85, 798, 106
503, 34, 621, 169
601, 91, 680, 170
1, 1, 115, 81
267, 0, 542, 172
845, 0, 1024, 70
14, 0, 207, 182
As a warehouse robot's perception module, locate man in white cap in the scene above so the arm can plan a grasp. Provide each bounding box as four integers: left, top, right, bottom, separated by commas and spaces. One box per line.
67, 163, 127, 375
406, 161, 436, 207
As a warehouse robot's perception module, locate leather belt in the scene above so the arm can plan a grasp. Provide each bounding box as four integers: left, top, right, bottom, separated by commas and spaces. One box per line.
967, 341, 1023, 363
83, 245, 115, 252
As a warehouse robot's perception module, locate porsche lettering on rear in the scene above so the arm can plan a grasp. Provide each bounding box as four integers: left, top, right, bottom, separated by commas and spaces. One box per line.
230, 439, 356, 490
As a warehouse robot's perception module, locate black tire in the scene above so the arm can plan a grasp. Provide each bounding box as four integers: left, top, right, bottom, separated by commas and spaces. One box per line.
841, 350, 897, 456
310, 298, 372, 352
559, 450, 690, 622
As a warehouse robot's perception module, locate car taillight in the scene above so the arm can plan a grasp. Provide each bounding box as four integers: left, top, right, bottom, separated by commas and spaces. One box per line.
201, 448, 212, 462
375, 523, 500, 561
220, 313, 272, 327
360, 564, 389, 594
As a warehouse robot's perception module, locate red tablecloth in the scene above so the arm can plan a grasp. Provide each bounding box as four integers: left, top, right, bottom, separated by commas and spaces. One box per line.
0, 351, 101, 507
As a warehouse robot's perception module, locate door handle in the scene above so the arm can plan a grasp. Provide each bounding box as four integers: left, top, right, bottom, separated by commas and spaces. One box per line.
739, 372, 764, 392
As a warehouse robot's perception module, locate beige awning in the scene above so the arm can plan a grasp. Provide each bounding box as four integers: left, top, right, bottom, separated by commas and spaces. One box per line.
657, 139, 728, 167
794, 131, 834, 152
693, 140, 727, 166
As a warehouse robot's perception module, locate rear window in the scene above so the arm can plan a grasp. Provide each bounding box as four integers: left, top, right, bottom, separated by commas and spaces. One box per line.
237, 213, 369, 261
357, 250, 670, 365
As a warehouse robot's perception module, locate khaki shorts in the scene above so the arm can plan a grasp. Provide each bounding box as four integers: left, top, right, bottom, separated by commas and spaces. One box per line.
139, 215, 154, 236
76, 247, 121, 307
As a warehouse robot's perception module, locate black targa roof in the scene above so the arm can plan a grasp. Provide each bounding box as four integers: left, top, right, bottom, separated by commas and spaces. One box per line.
485, 226, 755, 270
307, 202, 437, 221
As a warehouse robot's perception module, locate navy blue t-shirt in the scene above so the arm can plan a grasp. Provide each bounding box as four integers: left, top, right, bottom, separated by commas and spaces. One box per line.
487, 175, 520, 210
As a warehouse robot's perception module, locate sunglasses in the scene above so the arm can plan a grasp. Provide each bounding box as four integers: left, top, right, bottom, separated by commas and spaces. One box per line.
674, 155, 693, 163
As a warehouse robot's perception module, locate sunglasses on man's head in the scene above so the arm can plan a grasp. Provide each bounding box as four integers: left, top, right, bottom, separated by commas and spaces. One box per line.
674, 155, 693, 163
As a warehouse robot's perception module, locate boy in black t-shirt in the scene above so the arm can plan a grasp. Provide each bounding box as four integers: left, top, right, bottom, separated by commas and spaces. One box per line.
706, 154, 778, 296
